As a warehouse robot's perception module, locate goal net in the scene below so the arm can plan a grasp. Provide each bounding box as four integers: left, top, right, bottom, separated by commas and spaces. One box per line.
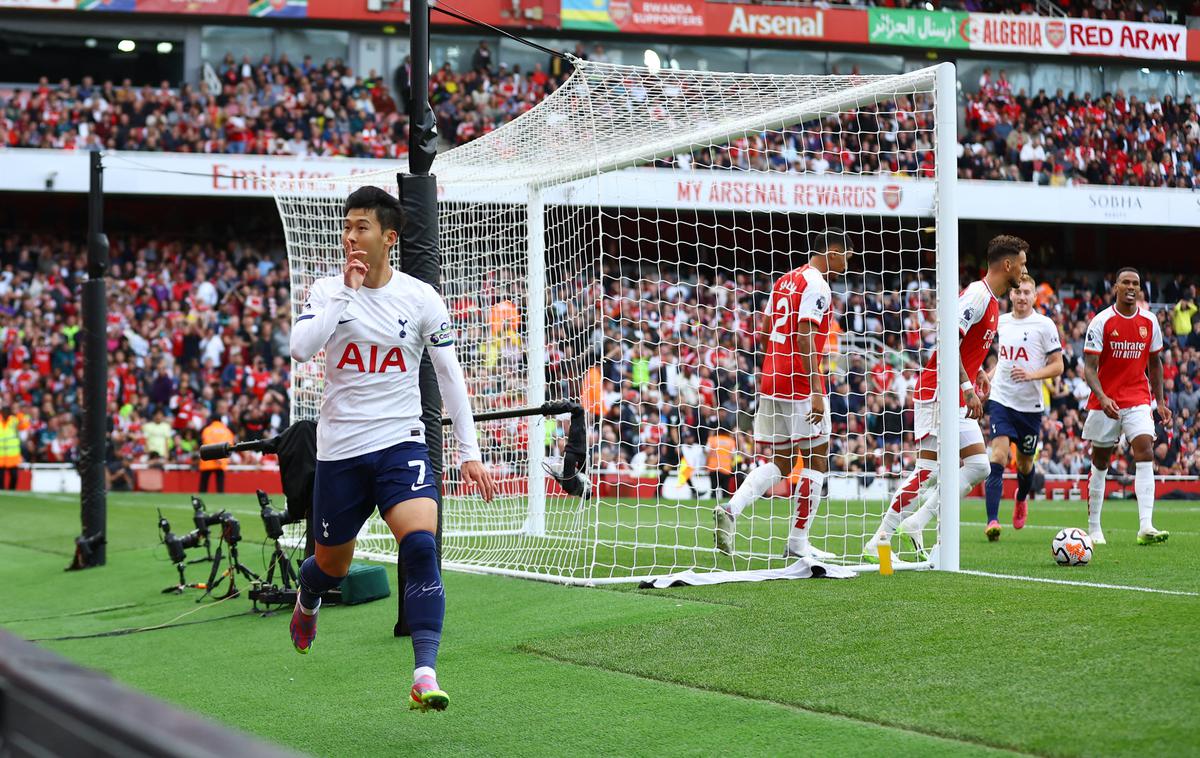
274, 60, 961, 584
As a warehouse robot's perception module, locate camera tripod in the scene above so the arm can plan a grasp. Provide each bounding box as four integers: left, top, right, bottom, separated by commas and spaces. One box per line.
264, 537, 299, 590
162, 561, 211, 595
248, 538, 301, 614
199, 533, 262, 603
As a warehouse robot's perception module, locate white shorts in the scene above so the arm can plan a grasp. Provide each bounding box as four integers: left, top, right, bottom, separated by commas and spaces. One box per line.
1082, 404, 1155, 447
754, 396, 831, 449
914, 400, 984, 451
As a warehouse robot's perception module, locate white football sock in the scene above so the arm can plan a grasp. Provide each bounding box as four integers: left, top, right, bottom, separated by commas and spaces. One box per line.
903, 454, 985, 533
727, 462, 782, 518
904, 483, 940, 532
787, 469, 826, 548
960, 453, 990, 496
414, 665, 436, 682
1135, 461, 1155, 531
1088, 464, 1108, 531
875, 507, 905, 543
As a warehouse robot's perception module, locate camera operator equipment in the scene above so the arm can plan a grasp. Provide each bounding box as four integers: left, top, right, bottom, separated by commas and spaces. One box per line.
202, 422, 321, 611
198, 510, 261, 602
201, 420, 316, 555
251, 489, 301, 612
188, 496, 219, 563
157, 510, 207, 594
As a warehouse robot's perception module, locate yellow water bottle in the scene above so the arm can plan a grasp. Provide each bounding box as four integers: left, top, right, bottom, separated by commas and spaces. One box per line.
878, 543, 894, 576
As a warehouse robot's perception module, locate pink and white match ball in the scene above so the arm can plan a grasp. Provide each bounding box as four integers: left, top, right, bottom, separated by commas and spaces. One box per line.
1051, 528, 1093, 566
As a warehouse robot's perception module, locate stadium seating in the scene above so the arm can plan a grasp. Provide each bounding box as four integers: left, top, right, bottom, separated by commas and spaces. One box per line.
4, 50, 1198, 189
4, 233, 1200, 482
0, 234, 291, 472
0, 54, 565, 157
961, 83, 1200, 188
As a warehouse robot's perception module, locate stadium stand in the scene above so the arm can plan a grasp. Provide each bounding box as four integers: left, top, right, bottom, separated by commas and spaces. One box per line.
0, 53, 567, 158
591, 264, 1200, 483
961, 76, 1200, 188
0, 234, 291, 476
5, 232, 1200, 486
4, 54, 1197, 188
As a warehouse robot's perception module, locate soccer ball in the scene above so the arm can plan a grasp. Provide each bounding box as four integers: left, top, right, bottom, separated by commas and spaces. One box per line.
1051, 528, 1093, 566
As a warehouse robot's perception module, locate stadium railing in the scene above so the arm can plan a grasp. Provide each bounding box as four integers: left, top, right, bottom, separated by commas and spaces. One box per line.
0, 630, 301, 758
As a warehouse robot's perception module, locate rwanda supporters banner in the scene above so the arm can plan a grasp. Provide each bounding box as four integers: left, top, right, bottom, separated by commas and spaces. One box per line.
868, 8, 967, 49
561, 0, 705, 33
77, 0, 135, 9
249, 0, 304, 17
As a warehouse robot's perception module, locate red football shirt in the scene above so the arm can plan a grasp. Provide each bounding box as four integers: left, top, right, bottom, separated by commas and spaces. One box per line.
760, 264, 833, 401
32, 346, 51, 377
913, 279, 1001, 405
1083, 306, 1163, 410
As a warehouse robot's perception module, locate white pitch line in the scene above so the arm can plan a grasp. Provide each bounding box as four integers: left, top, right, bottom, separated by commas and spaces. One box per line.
0, 491, 76, 501
960, 521, 1200, 537
959, 569, 1199, 597
1017, 502, 1200, 514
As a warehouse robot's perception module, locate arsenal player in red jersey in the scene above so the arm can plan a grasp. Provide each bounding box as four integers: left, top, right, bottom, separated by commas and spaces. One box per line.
714, 229, 852, 560
865, 235, 1028, 562
1082, 268, 1170, 545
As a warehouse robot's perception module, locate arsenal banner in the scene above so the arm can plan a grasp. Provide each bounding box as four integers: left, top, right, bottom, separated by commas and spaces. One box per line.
961, 13, 1187, 61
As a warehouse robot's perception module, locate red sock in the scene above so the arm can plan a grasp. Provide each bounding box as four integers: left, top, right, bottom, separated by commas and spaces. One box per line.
793, 478, 811, 529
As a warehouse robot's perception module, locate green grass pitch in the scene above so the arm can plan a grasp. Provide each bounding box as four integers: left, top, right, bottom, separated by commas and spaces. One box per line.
1, 490, 1197, 757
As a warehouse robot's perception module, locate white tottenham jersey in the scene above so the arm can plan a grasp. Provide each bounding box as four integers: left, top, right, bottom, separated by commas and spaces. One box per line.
298, 272, 456, 461
989, 311, 1062, 413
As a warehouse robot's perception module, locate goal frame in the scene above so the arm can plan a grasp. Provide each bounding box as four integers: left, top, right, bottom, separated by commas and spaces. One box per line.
276, 61, 962, 585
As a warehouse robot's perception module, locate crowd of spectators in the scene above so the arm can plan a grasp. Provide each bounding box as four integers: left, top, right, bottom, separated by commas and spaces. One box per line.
590, 261, 1200, 486
960, 68, 1200, 188
6, 43, 1200, 190
5, 227, 1200, 488
0, 233, 292, 479
0, 46, 570, 158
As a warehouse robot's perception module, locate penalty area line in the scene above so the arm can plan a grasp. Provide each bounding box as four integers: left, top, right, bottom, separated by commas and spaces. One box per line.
958, 569, 1198, 597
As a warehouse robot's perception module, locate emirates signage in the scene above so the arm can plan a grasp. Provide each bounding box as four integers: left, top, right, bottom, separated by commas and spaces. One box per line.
4, 150, 1200, 228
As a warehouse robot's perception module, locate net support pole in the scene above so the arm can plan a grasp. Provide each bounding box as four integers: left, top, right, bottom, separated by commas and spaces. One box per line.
933, 62, 960, 572
74, 150, 108, 569
395, 0, 440, 636
524, 189, 547, 536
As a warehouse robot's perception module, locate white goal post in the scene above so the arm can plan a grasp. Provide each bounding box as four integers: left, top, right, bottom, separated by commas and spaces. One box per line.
274, 60, 960, 584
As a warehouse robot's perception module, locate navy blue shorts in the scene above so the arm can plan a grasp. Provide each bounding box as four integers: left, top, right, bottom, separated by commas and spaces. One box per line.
313, 441, 439, 545
987, 400, 1042, 456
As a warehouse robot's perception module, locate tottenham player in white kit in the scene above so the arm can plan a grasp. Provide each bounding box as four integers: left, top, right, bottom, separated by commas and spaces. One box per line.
288, 187, 496, 712
982, 274, 1063, 541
